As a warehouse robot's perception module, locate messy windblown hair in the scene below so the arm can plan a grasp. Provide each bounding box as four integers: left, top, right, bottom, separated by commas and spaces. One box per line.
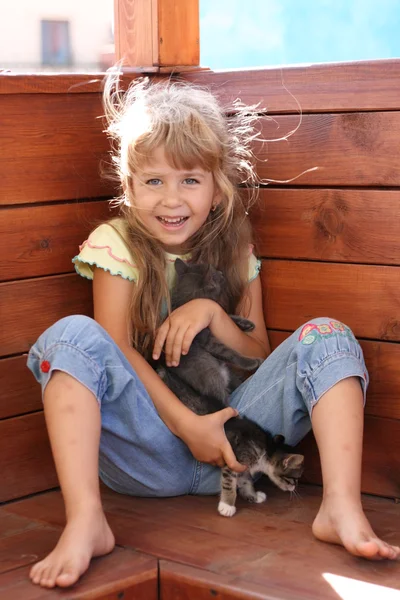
102, 72, 261, 360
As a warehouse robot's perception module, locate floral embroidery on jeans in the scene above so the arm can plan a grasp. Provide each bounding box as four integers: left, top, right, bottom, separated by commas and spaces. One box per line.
299, 321, 353, 345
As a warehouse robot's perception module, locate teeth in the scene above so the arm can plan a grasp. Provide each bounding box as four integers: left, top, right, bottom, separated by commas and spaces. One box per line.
158, 217, 187, 224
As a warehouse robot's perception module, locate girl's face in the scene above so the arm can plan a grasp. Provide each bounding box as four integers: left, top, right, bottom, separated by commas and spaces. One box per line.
131, 145, 219, 254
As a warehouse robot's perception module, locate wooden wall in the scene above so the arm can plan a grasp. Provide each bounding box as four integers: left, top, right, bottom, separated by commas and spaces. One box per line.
186, 61, 400, 498
0, 61, 399, 502
0, 77, 116, 501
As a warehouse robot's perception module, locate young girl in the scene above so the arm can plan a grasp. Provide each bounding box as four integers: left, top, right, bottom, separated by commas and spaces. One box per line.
27, 76, 399, 589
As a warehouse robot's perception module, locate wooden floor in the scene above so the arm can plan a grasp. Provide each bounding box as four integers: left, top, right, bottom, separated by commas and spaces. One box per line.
0, 483, 399, 599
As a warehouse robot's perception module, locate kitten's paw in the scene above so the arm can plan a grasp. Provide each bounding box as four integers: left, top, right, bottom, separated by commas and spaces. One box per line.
218, 502, 237, 517
255, 491, 267, 503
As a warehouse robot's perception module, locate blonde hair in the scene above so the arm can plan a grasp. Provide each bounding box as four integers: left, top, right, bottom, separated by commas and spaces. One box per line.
103, 73, 261, 359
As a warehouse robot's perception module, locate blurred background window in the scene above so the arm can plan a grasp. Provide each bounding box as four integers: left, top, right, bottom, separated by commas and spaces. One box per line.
0, 0, 399, 73
41, 20, 71, 66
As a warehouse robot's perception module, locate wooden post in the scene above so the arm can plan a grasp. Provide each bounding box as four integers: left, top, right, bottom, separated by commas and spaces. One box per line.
114, 0, 203, 72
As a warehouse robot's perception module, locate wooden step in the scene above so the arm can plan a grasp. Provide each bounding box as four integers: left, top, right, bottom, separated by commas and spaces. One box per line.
2, 484, 399, 599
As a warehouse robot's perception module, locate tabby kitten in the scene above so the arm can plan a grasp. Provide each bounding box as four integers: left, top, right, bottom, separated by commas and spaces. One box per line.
157, 260, 304, 516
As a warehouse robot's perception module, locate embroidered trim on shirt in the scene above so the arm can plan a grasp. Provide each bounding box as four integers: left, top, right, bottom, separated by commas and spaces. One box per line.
78, 239, 137, 269
72, 258, 136, 282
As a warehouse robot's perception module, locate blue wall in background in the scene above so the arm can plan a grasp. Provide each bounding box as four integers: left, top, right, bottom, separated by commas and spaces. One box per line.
200, 0, 400, 69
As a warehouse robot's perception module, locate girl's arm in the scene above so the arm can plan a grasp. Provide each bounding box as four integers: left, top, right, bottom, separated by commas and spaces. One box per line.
92, 267, 245, 472
153, 274, 270, 367
210, 274, 271, 359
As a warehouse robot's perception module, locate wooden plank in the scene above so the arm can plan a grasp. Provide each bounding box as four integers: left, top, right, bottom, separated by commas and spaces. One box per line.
183, 59, 400, 113
5, 487, 399, 596
254, 112, 400, 186
0, 356, 42, 419
104, 489, 400, 593
114, 0, 199, 68
268, 332, 400, 421
0, 73, 142, 95
0, 412, 57, 502
0, 60, 399, 113
0, 200, 113, 282
251, 189, 400, 266
0, 94, 114, 205
160, 560, 298, 600
114, 0, 155, 67
261, 260, 400, 342
298, 416, 400, 498
0, 547, 157, 599
0, 525, 60, 574
0, 274, 93, 356
158, 0, 200, 67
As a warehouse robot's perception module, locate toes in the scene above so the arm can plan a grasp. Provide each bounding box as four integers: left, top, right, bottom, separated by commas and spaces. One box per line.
255, 491, 267, 503
38, 565, 56, 588
56, 571, 80, 588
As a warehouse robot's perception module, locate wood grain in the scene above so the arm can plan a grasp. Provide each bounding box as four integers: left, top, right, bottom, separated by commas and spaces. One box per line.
158, 0, 200, 66
0, 412, 57, 502
114, 0, 155, 66
251, 188, 400, 266
298, 416, 400, 498
114, 0, 199, 68
0, 274, 93, 356
0, 356, 42, 419
0, 546, 157, 599
261, 260, 400, 342
0, 200, 114, 282
160, 560, 297, 600
4, 486, 399, 597
1, 60, 400, 114
254, 112, 400, 186
0, 94, 114, 205
183, 59, 400, 113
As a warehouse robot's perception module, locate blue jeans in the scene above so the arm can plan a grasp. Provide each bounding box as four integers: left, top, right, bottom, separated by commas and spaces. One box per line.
27, 315, 368, 497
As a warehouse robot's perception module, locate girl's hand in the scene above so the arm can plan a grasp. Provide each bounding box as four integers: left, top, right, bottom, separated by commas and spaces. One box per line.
178, 407, 247, 473
153, 299, 220, 366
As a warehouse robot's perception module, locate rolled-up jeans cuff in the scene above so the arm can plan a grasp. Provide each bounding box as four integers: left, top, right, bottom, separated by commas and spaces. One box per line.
27, 342, 105, 403
304, 352, 368, 414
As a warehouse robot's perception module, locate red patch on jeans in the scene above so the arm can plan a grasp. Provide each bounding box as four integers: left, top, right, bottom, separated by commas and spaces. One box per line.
40, 360, 51, 373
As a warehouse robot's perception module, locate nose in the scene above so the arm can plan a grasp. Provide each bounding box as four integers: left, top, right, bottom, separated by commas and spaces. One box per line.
161, 184, 183, 208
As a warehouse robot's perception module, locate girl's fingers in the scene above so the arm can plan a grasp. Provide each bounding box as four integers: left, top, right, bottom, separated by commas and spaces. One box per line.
181, 326, 197, 357
153, 322, 170, 360
222, 443, 247, 473
168, 325, 190, 365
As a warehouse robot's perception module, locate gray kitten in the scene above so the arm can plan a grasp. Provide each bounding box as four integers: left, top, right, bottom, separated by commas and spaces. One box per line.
157, 260, 304, 516
157, 258, 263, 405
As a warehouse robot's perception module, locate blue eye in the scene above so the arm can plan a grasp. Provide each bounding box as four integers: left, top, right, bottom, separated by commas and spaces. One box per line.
184, 178, 199, 185
146, 178, 162, 185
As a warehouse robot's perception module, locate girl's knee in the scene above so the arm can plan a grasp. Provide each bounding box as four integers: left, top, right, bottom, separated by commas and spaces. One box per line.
296, 317, 360, 352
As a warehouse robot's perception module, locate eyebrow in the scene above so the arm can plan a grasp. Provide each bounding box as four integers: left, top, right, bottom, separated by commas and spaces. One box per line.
141, 170, 206, 178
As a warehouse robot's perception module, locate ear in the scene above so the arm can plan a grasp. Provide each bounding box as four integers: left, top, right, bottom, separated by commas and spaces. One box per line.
283, 454, 304, 471
211, 187, 223, 210
174, 258, 187, 276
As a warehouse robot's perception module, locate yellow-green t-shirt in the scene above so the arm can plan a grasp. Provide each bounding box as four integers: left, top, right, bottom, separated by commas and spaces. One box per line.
72, 218, 261, 289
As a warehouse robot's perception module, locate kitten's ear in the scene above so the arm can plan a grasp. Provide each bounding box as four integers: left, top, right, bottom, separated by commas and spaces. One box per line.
283, 454, 304, 471
175, 258, 187, 276
273, 434, 285, 446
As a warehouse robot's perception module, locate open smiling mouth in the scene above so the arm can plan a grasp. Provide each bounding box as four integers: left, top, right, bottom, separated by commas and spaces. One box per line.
156, 216, 189, 227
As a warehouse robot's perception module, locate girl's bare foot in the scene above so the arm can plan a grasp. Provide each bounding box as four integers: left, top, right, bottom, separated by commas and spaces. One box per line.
312, 494, 400, 560
30, 506, 115, 588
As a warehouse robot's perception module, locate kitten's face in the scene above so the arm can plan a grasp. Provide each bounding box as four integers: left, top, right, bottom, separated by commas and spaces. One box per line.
269, 452, 304, 492
174, 259, 225, 304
